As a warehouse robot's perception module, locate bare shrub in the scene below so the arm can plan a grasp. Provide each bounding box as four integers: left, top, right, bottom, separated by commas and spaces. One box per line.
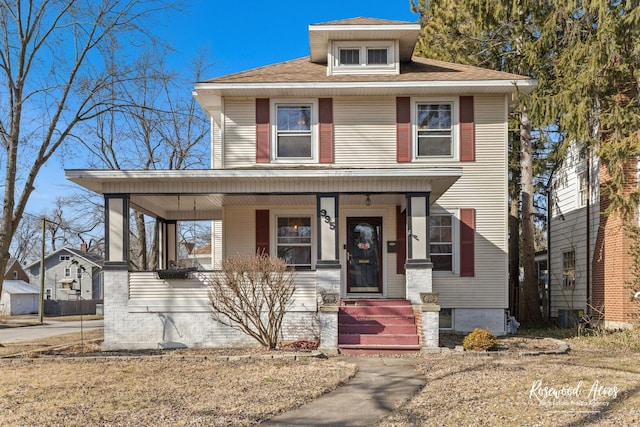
462, 328, 498, 351
207, 254, 296, 349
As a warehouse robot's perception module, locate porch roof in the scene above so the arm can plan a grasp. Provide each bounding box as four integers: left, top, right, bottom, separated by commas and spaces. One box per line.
65, 167, 462, 220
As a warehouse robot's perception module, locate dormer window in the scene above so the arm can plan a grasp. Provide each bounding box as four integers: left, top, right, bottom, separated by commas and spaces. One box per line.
329, 40, 398, 75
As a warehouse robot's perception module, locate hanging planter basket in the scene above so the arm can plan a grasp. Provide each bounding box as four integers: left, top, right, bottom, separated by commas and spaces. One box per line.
155, 267, 197, 280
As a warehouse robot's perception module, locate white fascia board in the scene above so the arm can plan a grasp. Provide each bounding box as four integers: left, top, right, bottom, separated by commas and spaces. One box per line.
308, 24, 421, 32
193, 79, 538, 95
66, 167, 463, 181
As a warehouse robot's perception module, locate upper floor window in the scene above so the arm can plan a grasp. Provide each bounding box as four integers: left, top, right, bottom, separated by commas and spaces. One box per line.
60, 255, 70, 261
330, 41, 398, 75
577, 171, 587, 208
416, 102, 454, 158
64, 267, 71, 277
272, 100, 318, 162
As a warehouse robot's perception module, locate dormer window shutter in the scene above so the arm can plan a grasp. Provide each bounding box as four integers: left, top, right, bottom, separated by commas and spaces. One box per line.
396, 97, 411, 162
459, 96, 475, 162
256, 98, 270, 163
319, 98, 334, 163
255, 210, 270, 255
460, 208, 475, 277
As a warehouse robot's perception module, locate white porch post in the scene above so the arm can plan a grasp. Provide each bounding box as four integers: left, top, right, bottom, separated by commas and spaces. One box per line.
405, 192, 440, 348
316, 194, 340, 353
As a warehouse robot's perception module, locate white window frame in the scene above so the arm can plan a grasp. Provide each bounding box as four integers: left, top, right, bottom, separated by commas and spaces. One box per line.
562, 250, 576, 287
270, 210, 316, 269
76, 267, 83, 279
64, 266, 71, 277
412, 97, 459, 161
329, 40, 398, 75
577, 171, 587, 208
430, 208, 460, 275
270, 99, 318, 164
59, 255, 70, 261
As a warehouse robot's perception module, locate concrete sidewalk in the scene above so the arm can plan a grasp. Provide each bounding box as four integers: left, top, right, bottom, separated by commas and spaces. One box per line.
261, 356, 424, 427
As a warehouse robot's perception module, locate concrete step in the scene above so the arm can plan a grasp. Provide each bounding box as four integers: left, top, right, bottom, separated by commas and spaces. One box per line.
338, 333, 420, 346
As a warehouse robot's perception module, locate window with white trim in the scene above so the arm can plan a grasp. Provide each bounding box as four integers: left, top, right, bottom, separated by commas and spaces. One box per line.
276, 216, 312, 268
562, 250, 576, 287
272, 100, 317, 162
60, 255, 70, 261
330, 41, 397, 75
64, 267, 71, 277
577, 171, 587, 208
76, 267, 83, 279
416, 103, 453, 157
429, 214, 453, 271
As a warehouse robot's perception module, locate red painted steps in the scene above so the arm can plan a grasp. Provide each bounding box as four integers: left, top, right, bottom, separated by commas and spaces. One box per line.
338, 299, 421, 355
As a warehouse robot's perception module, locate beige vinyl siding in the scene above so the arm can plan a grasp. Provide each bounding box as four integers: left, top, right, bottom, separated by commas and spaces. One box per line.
334, 97, 397, 166
128, 271, 316, 312
223, 98, 256, 167
433, 95, 508, 309
223, 206, 255, 257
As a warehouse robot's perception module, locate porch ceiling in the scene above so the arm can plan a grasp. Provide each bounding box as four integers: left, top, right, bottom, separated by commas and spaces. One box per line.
65, 167, 463, 220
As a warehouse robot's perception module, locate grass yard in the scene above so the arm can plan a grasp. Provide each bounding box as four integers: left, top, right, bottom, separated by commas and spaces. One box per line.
0, 355, 356, 426
1, 326, 639, 426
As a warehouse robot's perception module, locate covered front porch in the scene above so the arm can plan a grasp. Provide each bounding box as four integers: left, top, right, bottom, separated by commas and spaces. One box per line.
67, 167, 461, 351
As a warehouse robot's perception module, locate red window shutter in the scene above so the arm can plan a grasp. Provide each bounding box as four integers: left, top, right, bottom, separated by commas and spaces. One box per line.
459, 96, 475, 162
256, 98, 270, 163
396, 97, 411, 162
255, 210, 270, 255
459, 208, 475, 277
396, 206, 406, 274
319, 98, 334, 163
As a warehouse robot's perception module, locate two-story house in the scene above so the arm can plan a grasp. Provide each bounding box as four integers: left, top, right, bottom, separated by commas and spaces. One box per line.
66, 17, 536, 352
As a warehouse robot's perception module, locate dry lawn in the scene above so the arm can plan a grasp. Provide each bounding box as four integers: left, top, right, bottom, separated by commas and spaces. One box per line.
0, 356, 356, 426
379, 343, 640, 426
0, 329, 103, 357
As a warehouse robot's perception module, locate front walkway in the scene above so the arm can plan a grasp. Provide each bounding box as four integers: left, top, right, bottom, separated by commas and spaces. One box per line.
260, 356, 424, 426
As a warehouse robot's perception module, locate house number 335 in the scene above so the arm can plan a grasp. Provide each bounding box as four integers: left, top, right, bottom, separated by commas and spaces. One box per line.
319, 209, 336, 230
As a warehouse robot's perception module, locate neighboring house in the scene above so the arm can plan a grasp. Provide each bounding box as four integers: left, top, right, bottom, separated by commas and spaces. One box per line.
0, 280, 39, 315
3, 258, 29, 282
66, 17, 536, 351
26, 247, 104, 301
548, 141, 638, 328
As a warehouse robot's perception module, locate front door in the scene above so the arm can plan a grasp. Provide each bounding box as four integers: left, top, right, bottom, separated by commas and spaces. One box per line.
347, 217, 383, 293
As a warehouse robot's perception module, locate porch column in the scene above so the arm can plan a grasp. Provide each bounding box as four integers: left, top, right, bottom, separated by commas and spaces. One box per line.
405, 192, 440, 349
105, 194, 129, 267
316, 194, 340, 353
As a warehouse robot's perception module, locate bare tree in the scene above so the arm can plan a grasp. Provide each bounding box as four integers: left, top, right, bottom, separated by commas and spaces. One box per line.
207, 254, 296, 350
0, 0, 175, 295
78, 46, 210, 270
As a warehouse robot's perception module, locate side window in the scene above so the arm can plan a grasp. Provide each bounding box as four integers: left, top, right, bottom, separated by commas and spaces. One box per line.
577, 171, 587, 208
64, 267, 71, 277
416, 103, 453, 157
339, 48, 360, 65
276, 216, 312, 268
275, 104, 313, 160
562, 251, 576, 287
429, 214, 453, 271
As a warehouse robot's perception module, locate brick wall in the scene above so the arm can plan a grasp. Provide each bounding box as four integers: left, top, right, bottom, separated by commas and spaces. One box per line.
592, 162, 639, 324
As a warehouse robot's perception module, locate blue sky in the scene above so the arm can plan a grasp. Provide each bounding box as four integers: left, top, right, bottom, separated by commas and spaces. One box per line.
28, 1, 419, 213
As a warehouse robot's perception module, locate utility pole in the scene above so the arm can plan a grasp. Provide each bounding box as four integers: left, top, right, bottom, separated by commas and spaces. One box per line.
39, 217, 46, 324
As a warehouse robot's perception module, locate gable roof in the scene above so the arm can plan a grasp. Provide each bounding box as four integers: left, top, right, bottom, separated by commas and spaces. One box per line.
311, 17, 413, 26
25, 247, 103, 270
5, 258, 18, 274
2, 280, 39, 294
